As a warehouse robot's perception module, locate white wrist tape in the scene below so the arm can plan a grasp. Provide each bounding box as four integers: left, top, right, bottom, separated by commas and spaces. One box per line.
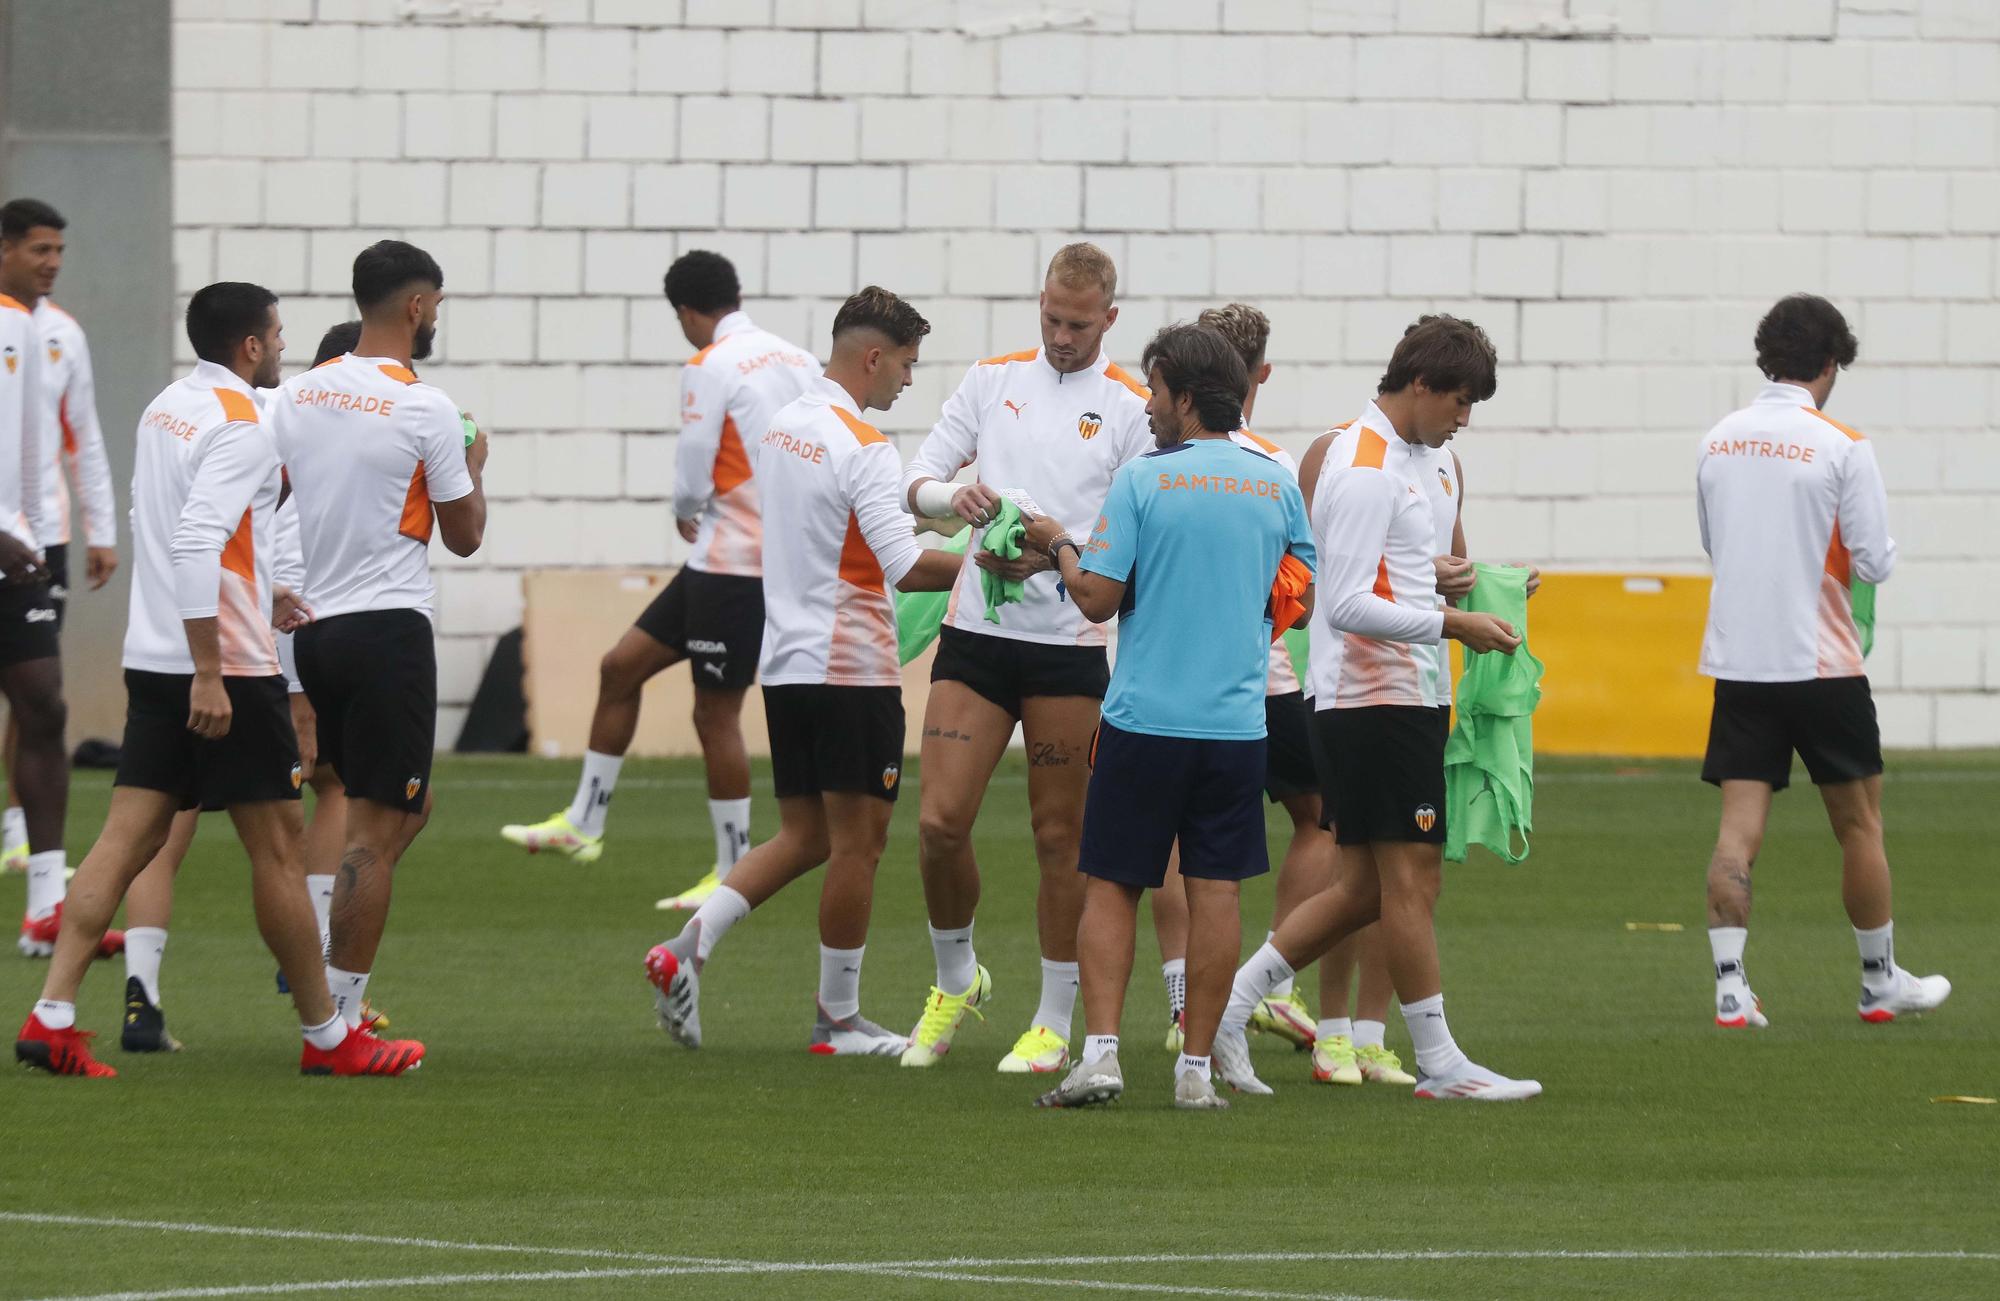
912, 478, 959, 518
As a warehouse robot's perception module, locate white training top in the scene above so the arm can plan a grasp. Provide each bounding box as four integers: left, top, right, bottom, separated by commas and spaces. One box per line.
0, 294, 50, 550
124, 360, 282, 678
1232, 427, 1304, 697
269, 354, 475, 623
31, 300, 116, 551
756, 375, 923, 689
902, 346, 1152, 646
1307, 401, 1449, 711
672, 310, 820, 578
1696, 382, 1896, 682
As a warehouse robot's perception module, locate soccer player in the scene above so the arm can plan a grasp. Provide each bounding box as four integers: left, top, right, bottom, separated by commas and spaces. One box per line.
271, 240, 487, 1035
1147, 304, 1324, 1054
1696, 294, 1948, 1029
0, 226, 77, 961
13, 281, 421, 1077
0, 199, 117, 876
896, 243, 1154, 1075
1211, 315, 1542, 1102
645, 286, 961, 1056
121, 321, 369, 1040
502, 252, 818, 909
1023, 322, 1315, 1111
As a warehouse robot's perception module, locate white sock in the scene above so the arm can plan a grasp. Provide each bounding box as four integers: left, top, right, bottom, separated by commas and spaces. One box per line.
1177, 1051, 1211, 1079
1709, 925, 1749, 991
1318, 1016, 1354, 1042
301, 1012, 346, 1051
1353, 1018, 1387, 1051
567, 749, 623, 837
124, 927, 168, 1006
1035, 958, 1079, 1041
1223, 943, 1293, 1034
1083, 1033, 1119, 1065
1161, 958, 1186, 1019
1401, 993, 1468, 1078
818, 943, 864, 1021
710, 797, 750, 879
307, 874, 335, 956
1855, 921, 1895, 991
928, 922, 977, 994
26, 849, 66, 919
327, 965, 371, 1029
2, 805, 24, 853
679, 884, 750, 966
1265, 932, 1295, 997
34, 998, 75, 1030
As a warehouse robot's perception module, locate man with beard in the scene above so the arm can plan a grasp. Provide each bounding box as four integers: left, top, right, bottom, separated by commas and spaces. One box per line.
15, 282, 422, 1077
269, 240, 488, 1044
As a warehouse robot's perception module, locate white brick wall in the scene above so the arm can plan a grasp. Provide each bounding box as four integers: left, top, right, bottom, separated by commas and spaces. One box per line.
170, 0, 2000, 745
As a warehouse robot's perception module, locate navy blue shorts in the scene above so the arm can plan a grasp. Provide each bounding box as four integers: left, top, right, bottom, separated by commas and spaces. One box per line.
1077, 720, 1269, 889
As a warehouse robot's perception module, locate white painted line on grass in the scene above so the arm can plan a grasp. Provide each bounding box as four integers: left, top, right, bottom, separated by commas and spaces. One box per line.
873, 1249, 2000, 1266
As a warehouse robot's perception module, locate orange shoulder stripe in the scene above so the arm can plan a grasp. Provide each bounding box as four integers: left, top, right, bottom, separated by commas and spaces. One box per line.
0, 294, 26, 316
1352, 428, 1388, 470
1104, 361, 1150, 400
1239, 427, 1281, 454
1801, 407, 1865, 442
214, 388, 260, 424
378, 364, 419, 385
312, 354, 345, 370
831, 405, 887, 446
687, 341, 721, 366
978, 348, 1038, 367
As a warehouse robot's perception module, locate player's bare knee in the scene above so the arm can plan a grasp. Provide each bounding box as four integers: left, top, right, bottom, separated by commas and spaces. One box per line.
917, 810, 972, 864
1029, 816, 1080, 868
598, 645, 646, 698
12, 687, 65, 746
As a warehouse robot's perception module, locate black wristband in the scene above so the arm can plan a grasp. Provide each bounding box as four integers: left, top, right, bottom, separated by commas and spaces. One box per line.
1048, 537, 1080, 564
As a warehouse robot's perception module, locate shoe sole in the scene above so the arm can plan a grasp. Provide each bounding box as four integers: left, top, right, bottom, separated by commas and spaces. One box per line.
1174, 1097, 1230, 1111
1313, 1068, 1363, 1085
1036, 1083, 1122, 1109
1414, 1085, 1542, 1101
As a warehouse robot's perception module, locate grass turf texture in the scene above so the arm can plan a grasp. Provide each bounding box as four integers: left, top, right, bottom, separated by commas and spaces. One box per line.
2, 752, 1995, 1301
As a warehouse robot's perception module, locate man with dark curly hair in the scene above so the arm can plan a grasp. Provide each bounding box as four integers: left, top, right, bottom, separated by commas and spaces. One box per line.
1694, 293, 1950, 1032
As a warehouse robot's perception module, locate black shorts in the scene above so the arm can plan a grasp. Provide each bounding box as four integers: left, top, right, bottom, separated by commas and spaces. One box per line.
1702, 676, 1883, 792
0, 575, 60, 667
1264, 691, 1318, 804
931, 624, 1109, 717
1315, 704, 1449, 846
633, 567, 763, 691
115, 671, 301, 812
1078, 719, 1269, 889
43, 543, 68, 633
764, 684, 904, 803
294, 609, 436, 812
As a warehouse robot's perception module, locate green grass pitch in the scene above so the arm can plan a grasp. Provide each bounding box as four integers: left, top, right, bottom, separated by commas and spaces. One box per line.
3, 752, 1995, 1300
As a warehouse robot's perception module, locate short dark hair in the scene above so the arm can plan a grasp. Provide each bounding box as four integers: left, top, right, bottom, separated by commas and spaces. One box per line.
0, 198, 64, 243
663, 250, 741, 315
352, 239, 442, 313
313, 320, 363, 368
1141, 323, 1248, 434
186, 282, 278, 367
1754, 294, 1857, 383
831, 285, 931, 348
1378, 314, 1498, 403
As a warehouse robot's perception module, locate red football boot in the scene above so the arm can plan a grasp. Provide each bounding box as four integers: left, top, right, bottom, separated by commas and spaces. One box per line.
300, 1022, 425, 1076
15, 1013, 117, 1077
18, 903, 124, 960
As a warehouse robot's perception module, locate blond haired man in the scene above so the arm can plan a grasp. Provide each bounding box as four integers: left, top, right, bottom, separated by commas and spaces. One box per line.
898, 244, 1153, 1074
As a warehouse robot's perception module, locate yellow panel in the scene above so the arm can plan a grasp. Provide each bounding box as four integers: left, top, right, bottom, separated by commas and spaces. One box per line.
1490, 572, 1712, 758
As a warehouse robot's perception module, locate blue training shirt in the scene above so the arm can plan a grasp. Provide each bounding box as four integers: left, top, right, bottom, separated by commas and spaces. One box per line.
1081, 437, 1316, 740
